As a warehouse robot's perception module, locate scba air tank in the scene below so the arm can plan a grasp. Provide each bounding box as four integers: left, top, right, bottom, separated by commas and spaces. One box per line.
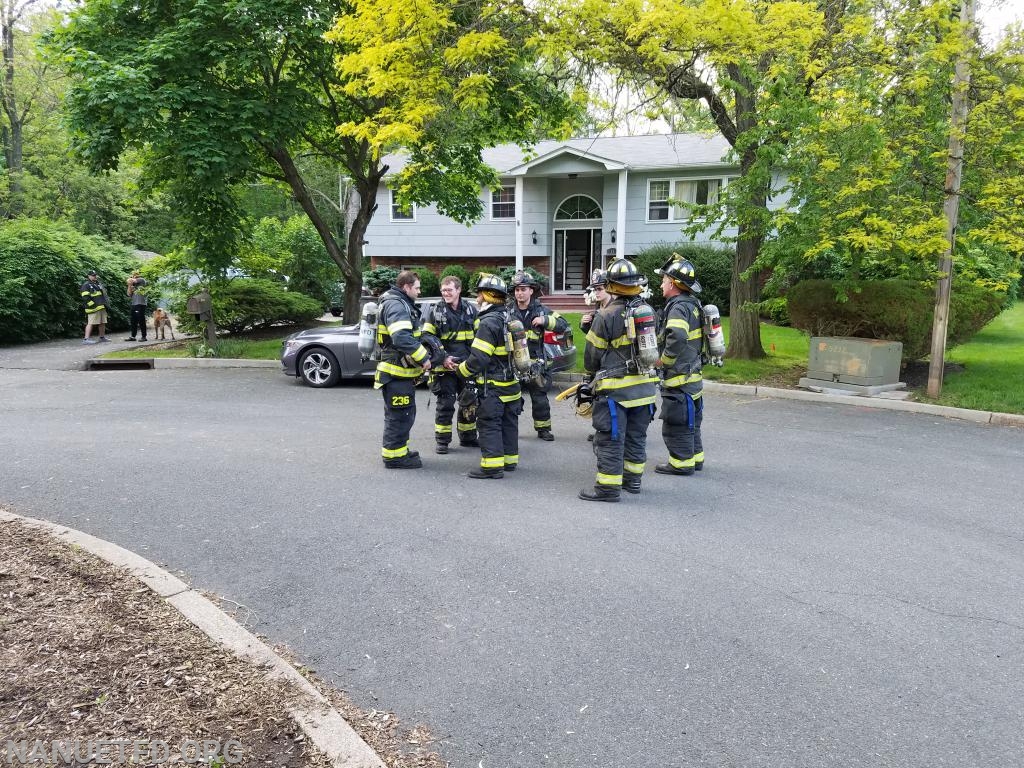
630, 303, 660, 367
702, 303, 726, 365
506, 318, 532, 373
358, 301, 378, 360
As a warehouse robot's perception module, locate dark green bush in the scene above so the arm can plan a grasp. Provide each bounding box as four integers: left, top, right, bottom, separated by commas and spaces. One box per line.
417, 267, 440, 298
759, 297, 790, 326
632, 243, 733, 312
0, 218, 137, 343
362, 266, 399, 296
497, 265, 547, 293
439, 264, 471, 290
467, 265, 510, 294
173, 278, 322, 335
788, 279, 1004, 360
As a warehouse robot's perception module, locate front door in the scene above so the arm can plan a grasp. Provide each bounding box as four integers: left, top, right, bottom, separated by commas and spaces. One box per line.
552, 229, 602, 292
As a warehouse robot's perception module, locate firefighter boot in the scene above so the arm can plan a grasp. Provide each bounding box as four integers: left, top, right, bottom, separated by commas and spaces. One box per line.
435, 440, 449, 455
384, 454, 423, 469
578, 486, 620, 503
468, 467, 504, 480
622, 473, 642, 494
655, 463, 694, 476
537, 429, 554, 441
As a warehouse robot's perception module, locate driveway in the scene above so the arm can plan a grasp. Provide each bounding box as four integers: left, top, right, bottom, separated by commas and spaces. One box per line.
2, 362, 1022, 767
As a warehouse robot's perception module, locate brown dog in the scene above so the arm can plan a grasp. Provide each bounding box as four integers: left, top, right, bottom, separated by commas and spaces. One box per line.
152, 308, 175, 340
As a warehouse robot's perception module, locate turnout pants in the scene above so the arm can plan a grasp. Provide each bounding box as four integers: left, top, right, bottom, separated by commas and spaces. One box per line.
129, 305, 147, 339
381, 379, 417, 460
431, 373, 477, 444
591, 397, 654, 488
521, 370, 552, 431
477, 390, 521, 470
660, 388, 704, 470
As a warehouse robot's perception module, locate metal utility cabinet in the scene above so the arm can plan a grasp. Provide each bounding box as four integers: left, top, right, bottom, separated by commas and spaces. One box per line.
799, 336, 905, 395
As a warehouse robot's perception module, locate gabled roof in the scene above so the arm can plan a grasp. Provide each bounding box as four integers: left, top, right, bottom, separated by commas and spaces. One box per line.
382, 132, 733, 176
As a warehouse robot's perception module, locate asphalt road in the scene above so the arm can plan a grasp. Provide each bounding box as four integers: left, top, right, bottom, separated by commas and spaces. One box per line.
2, 365, 1022, 768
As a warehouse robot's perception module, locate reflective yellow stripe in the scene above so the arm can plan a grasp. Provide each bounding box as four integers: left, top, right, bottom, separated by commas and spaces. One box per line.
382, 445, 408, 459
457, 421, 476, 430
526, 330, 540, 341
377, 362, 421, 378
422, 323, 439, 335
624, 460, 645, 474
481, 456, 504, 468
663, 372, 703, 387
596, 472, 621, 486
435, 425, 453, 434
457, 361, 471, 377
472, 338, 495, 354
498, 392, 521, 403
387, 320, 413, 333
533, 419, 551, 428
585, 330, 608, 349
661, 354, 677, 365
616, 395, 657, 407
609, 335, 632, 348
688, 328, 702, 340
408, 346, 427, 362
454, 330, 474, 340
666, 318, 691, 330
597, 374, 659, 391
694, 451, 705, 463
504, 454, 519, 463
670, 454, 696, 469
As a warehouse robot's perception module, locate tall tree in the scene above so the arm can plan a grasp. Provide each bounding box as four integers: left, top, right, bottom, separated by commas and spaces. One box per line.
1, 0, 45, 211
53, 0, 576, 322
545, 0, 835, 359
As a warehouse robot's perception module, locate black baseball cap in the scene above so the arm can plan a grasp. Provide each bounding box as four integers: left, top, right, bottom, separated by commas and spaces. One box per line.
86, 269, 98, 276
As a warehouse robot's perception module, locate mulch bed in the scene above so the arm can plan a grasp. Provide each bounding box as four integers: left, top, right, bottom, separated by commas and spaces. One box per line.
0, 519, 445, 768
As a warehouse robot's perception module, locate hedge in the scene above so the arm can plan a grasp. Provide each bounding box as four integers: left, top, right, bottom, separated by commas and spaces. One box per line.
0, 218, 137, 343
787, 279, 1005, 360
172, 278, 323, 336
631, 243, 733, 312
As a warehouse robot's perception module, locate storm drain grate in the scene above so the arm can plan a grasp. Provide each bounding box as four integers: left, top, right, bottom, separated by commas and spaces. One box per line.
85, 359, 155, 371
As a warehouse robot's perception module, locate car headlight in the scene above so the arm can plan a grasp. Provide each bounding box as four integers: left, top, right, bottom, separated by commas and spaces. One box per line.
282, 339, 301, 354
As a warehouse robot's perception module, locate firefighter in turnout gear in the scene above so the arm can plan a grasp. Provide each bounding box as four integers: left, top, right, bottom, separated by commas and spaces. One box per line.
654, 256, 705, 475
422, 275, 479, 453
579, 258, 659, 502
375, 270, 431, 469
457, 275, 521, 479
509, 270, 569, 441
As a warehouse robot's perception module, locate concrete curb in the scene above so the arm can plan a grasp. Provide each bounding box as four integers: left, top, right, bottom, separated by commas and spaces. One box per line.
0, 509, 387, 768
87, 357, 280, 370
550, 374, 1024, 428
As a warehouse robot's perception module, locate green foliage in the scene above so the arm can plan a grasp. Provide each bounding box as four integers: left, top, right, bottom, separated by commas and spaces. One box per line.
631, 243, 733, 312
171, 279, 322, 336
758, 297, 790, 326
362, 267, 399, 296
416, 268, 440, 298
0, 218, 137, 342
787, 279, 1005, 361
439, 264, 471, 290
242, 216, 340, 305
497, 265, 547, 293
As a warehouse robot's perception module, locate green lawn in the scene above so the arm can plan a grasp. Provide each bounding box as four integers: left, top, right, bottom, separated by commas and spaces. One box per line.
102, 306, 1024, 415
918, 301, 1024, 415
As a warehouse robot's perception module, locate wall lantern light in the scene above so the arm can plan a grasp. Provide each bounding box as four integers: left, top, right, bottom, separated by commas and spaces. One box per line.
610, 228, 616, 243
531, 230, 538, 244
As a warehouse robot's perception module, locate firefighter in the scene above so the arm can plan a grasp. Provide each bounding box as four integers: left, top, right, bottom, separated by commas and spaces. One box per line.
508, 270, 569, 441
581, 268, 610, 443
422, 275, 478, 453
375, 270, 431, 469
457, 274, 521, 479
654, 256, 705, 475
578, 258, 659, 502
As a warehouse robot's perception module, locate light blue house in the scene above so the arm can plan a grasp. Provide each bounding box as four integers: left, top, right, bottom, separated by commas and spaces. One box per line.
365, 132, 786, 303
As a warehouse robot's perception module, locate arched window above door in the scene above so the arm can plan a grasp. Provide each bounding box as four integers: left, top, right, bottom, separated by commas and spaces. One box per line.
554, 195, 602, 220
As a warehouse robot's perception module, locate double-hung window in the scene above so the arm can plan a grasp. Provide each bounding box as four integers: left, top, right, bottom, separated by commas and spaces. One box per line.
491, 186, 515, 219
390, 190, 415, 221
647, 178, 724, 222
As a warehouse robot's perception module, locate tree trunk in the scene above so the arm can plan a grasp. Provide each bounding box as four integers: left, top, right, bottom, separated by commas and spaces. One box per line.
2, 3, 24, 205
343, 173, 383, 323
726, 70, 766, 360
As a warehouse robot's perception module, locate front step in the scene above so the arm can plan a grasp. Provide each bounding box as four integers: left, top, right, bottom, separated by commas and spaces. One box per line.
542, 294, 588, 313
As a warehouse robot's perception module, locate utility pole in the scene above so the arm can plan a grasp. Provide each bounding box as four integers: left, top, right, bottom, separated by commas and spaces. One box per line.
928, 0, 976, 398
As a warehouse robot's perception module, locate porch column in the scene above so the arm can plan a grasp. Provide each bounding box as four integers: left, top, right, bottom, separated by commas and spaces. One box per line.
616, 169, 628, 259
515, 176, 525, 271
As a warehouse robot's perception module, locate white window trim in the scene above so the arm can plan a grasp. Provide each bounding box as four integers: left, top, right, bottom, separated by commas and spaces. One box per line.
553, 193, 603, 221
645, 176, 731, 223
490, 185, 516, 220
389, 189, 417, 222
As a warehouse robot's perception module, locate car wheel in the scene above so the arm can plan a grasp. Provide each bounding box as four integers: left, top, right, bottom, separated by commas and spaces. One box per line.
299, 348, 341, 387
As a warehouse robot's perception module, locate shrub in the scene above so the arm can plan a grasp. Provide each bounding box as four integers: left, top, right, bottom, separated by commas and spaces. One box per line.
787, 279, 1004, 361
467, 265, 509, 294
362, 266, 398, 296
439, 264, 471, 290
497, 265, 547, 293
632, 243, 733, 312
417, 267, 440, 298
173, 278, 322, 335
0, 218, 137, 343
759, 297, 790, 326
